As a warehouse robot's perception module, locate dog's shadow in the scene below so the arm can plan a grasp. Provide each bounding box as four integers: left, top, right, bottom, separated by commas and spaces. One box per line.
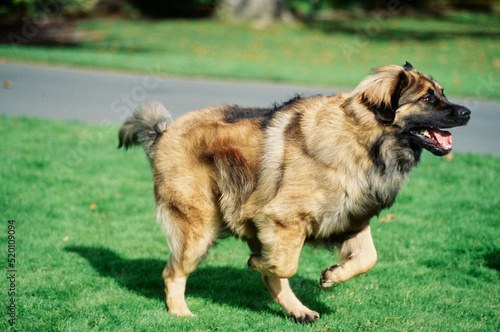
64, 246, 329, 316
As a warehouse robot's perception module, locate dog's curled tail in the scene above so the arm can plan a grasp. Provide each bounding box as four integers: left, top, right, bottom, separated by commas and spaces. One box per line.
118, 102, 172, 164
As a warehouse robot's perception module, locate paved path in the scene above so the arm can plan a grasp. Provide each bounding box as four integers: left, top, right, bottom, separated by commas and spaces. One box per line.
1, 62, 498, 155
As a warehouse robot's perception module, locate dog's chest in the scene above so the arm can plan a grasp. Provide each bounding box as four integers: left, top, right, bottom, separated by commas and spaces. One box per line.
313, 168, 407, 238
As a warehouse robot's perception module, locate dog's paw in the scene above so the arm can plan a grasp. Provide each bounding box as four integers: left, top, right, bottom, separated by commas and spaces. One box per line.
169, 309, 195, 317
247, 254, 260, 272
320, 264, 341, 288
292, 310, 320, 324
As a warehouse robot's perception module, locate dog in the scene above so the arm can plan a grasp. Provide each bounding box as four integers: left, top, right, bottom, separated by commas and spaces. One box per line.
118, 62, 470, 323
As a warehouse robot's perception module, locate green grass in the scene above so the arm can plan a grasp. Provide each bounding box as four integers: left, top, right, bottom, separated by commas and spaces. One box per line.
1, 115, 499, 331
1, 11, 499, 99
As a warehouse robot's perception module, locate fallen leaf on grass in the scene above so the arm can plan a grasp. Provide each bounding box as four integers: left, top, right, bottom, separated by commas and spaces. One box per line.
90, 203, 98, 210
493, 58, 500, 69
443, 153, 454, 162
62, 236, 69, 242
379, 213, 395, 223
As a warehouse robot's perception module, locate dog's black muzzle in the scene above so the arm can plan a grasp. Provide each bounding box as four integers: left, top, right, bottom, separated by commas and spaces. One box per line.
452, 104, 471, 126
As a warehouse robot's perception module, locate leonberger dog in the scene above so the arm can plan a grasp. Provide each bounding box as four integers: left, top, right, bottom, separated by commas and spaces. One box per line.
119, 62, 470, 323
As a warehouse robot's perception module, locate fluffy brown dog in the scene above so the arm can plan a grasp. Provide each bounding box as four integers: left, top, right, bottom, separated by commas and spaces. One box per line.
119, 62, 470, 323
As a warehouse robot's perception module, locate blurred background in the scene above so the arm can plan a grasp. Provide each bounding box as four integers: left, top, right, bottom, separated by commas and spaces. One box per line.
0, 0, 499, 99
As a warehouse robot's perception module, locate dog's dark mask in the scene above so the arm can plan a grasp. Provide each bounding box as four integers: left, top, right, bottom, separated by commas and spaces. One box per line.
360, 62, 471, 156
403, 93, 471, 156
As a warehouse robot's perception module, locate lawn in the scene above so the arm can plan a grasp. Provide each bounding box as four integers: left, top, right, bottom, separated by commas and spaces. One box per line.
1, 115, 499, 331
1, 11, 499, 99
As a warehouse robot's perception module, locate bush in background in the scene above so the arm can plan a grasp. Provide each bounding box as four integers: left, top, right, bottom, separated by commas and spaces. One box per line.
0, 0, 99, 19
2, 0, 499, 21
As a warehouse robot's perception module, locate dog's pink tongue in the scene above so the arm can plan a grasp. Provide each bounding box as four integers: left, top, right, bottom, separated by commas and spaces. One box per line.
431, 129, 452, 149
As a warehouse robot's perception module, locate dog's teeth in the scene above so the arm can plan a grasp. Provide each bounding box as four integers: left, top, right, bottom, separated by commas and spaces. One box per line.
422, 130, 429, 137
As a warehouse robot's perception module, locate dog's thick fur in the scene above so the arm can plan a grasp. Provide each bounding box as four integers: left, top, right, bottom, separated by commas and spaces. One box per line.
119, 63, 470, 322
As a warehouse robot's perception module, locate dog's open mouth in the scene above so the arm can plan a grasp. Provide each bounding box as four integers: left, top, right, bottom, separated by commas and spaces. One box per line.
410, 128, 453, 156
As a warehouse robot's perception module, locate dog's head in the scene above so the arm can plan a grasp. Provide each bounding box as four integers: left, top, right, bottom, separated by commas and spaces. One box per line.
353, 62, 471, 156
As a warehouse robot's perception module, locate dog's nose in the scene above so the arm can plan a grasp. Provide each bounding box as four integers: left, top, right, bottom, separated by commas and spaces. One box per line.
455, 106, 471, 121
457, 107, 471, 119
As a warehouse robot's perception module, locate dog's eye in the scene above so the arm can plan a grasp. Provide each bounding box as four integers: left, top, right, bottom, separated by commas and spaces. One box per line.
420, 96, 432, 103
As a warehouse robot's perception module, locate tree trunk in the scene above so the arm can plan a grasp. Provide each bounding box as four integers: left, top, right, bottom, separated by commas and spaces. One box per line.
216, 0, 294, 25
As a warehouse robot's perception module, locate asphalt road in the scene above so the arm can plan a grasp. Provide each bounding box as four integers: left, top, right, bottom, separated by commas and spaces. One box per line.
1, 62, 498, 155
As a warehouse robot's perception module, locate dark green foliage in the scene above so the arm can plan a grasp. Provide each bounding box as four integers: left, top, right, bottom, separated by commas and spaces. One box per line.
129, 0, 217, 18
0, 0, 99, 18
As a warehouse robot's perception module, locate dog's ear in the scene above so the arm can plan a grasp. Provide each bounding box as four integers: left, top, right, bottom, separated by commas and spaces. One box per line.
403, 61, 415, 71
354, 66, 410, 124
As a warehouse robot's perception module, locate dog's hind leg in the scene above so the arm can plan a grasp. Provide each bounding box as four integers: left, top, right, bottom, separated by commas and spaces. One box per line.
159, 198, 220, 317
320, 225, 377, 288
162, 268, 192, 317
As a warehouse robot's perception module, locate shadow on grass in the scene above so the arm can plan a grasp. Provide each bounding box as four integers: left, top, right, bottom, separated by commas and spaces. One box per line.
484, 249, 500, 273
305, 15, 500, 41
65, 246, 329, 317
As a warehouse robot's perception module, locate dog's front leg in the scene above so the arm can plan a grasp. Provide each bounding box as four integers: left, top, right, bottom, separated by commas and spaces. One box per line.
263, 276, 320, 323
320, 224, 377, 288
247, 220, 319, 322
247, 220, 307, 278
